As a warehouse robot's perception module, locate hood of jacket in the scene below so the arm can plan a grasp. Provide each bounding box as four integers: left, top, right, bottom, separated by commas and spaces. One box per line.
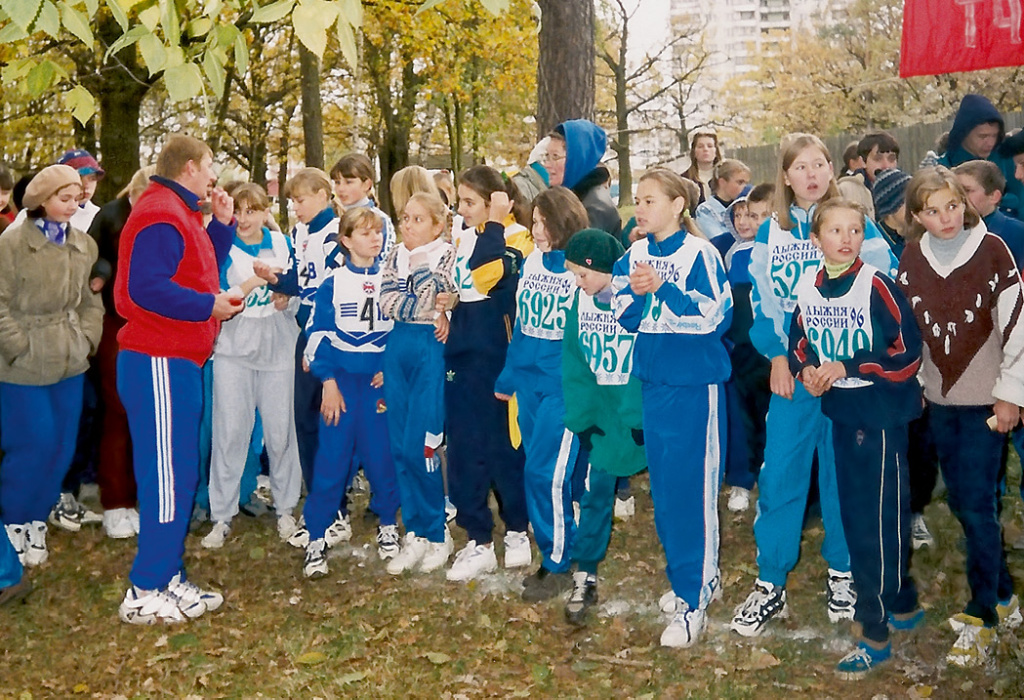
555, 119, 607, 190
947, 94, 1005, 160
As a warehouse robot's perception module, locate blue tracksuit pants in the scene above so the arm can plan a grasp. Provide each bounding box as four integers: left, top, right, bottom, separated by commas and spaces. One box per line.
0, 515, 22, 588
445, 352, 527, 545
929, 403, 1013, 625
384, 324, 446, 544
833, 423, 918, 643
754, 382, 849, 585
294, 334, 323, 490
517, 385, 577, 573
303, 370, 399, 541
0, 376, 84, 524
118, 351, 202, 590
643, 382, 724, 610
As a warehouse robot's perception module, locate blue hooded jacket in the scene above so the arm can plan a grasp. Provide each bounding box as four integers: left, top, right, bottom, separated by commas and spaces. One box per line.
555, 120, 607, 190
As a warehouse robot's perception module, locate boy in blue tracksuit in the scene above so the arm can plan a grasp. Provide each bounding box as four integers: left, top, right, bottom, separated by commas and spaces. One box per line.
255, 168, 340, 497
495, 186, 589, 601
612, 169, 733, 648
789, 199, 923, 679
299, 208, 400, 578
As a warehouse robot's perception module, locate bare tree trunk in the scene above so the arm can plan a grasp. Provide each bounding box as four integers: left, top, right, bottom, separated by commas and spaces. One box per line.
299, 45, 324, 169
536, 0, 595, 136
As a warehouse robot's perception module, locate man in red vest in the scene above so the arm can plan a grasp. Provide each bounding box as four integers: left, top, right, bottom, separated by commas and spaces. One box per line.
113, 134, 243, 624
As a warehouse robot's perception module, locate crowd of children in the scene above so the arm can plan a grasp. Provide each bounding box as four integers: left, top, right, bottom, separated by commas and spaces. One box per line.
4, 102, 1024, 680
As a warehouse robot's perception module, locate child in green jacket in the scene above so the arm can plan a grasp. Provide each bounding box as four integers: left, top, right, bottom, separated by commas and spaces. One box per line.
561, 228, 646, 625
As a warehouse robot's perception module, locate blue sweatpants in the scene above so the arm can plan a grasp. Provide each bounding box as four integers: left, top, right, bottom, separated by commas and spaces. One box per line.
445, 352, 527, 545
0, 376, 84, 524
754, 382, 849, 585
303, 371, 399, 541
833, 423, 918, 643
294, 335, 323, 491
118, 351, 202, 590
517, 386, 577, 573
384, 324, 447, 544
929, 403, 1013, 625
643, 382, 724, 610
0, 515, 22, 588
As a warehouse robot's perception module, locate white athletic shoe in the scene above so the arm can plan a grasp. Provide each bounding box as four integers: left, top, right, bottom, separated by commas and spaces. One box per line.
660, 576, 722, 613
911, 514, 934, 549
277, 513, 300, 541
286, 516, 310, 548
419, 534, 454, 573
201, 521, 231, 549
5, 523, 27, 566
24, 521, 48, 567
103, 508, 136, 539
377, 524, 401, 560
826, 569, 857, 623
167, 572, 223, 616
727, 487, 751, 513
324, 511, 352, 547
304, 539, 329, 579
386, 533, 429, 575
614, 495, 635, 520
446, 541, 498, 582
661, 600, 707, 648
49, 492, 83, 532
128, 508, 140, 534
444, 497, 458, 523
503, 530, 532, 569
119, 586, 186, 625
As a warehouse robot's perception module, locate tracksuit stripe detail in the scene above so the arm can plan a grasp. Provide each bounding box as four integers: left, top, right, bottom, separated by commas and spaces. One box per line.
549, 429, 573, 564
702, 384, 721, 608
151, 357, 175, 524
877, 429, 886, 618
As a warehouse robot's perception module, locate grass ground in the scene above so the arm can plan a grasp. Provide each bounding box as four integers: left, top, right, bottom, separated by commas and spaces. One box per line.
4, 466, 1024, 699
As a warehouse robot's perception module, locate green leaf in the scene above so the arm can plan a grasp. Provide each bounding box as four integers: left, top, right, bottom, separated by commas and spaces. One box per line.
163, 61, 203, 102
416, 0, 447, 15
250, 0, 294, 24
138, 4, 159, 31
34, 0, 61, 38
335, 16, 356, 71
26, 59, 57, 97
60, 1, 93, 46
1, 58, 34, 84
232, 29, 248, 76
138, 32, 167, 74
1, 0, 41, 31
294, 651, 327, 666
203, 49, 225, 97
423, 652, 450, 664
479, 0, 508, 14
104, 0, 128, 31
105, 24, 147, 60
0, 20, 29, 43
248, 546, 265, 560
160, 0, 180, 47
65, 84, 96, 124
188, 17, 212, 38
336, 0, 361, 26
336, 671, 367, 685
293, 0, 336, 58
83, 0, 98, 15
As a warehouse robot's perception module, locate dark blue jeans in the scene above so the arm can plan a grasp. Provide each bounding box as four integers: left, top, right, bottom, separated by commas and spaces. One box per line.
929, 403, 1014, 625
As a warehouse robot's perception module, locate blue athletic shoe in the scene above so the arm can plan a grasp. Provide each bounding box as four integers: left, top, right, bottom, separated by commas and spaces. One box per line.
888, 607, 925, 631
835, 641, 891, 680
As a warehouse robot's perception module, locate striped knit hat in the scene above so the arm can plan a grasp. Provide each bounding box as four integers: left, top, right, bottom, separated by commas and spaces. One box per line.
872, 168, 911, 219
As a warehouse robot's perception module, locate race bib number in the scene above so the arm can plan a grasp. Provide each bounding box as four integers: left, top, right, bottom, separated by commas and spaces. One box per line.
769, 241, 821, 313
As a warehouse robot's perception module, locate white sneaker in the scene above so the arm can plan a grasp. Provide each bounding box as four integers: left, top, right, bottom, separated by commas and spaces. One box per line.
287, 516, 309, 548
5, 523, 27, 565
503, 530, 532, 569
24, 521, 48, 567
103, 508, 136, 539
446, 541, 498, 582
49, 492, 83, 532
419, 534, 454, 573
201, 521, 231, 549
119, 586, 186, 625
727, 487, 751, 512
730, 580, 788, 637
254, 474, 274, 506
660, 576, 722, 613
911, 514, 934, 549
661, 600, 707, 648
277, 513, 300, 541
386, 533, 429, 575
304, 538, 329, 579
614, 495, 635, 520
377, 524, 401, 560
167, 572, 223, 616
324, 511, 352, 547
826, 569, 857, 623
444, 497, 458, 523
128, 508, 140, 534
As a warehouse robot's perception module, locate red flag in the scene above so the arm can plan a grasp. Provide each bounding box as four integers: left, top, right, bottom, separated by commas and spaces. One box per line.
900, 0, 1024, 77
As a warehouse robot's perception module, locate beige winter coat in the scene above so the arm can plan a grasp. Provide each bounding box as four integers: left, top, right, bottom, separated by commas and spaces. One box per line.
0, 218, 103, 385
